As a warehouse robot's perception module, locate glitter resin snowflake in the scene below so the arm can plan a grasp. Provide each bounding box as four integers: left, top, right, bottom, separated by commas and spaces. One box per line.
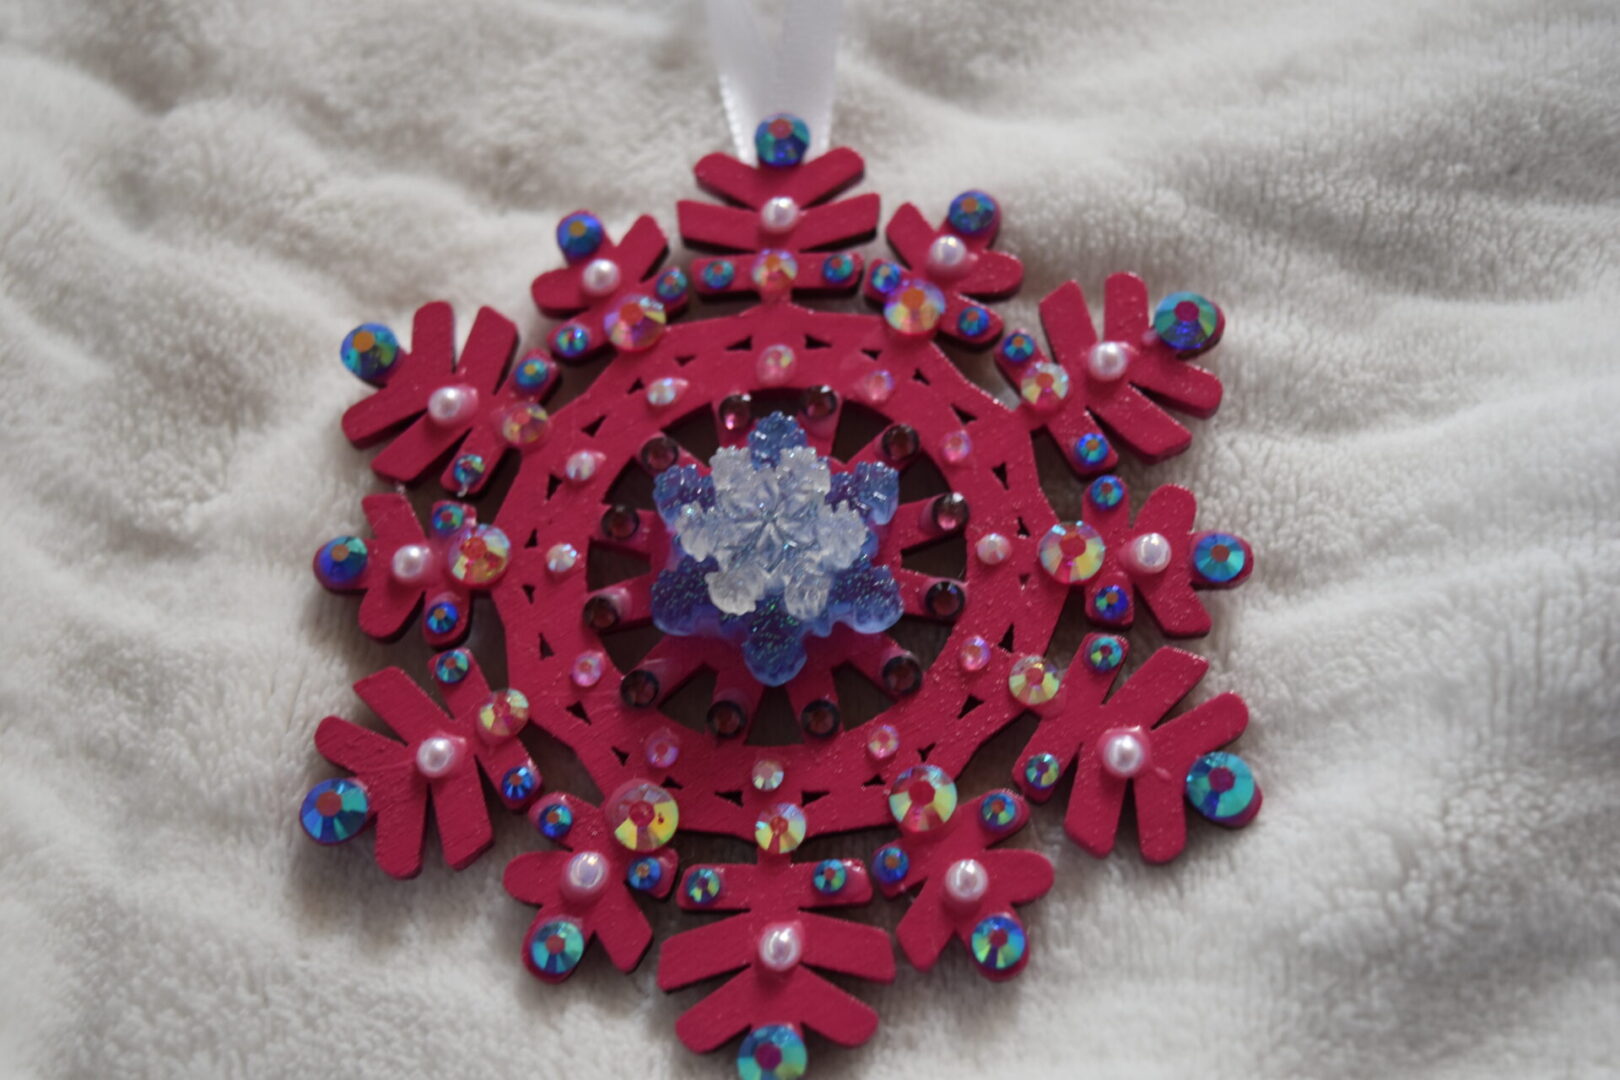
303, 112, 1261, 1078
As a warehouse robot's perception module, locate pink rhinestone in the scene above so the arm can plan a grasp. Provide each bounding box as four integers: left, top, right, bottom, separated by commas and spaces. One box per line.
644, 728, 681, 769
866, 723, 900, 762
939, 430, 972, 464
571, 650, 606, 688
756, 344, 796, 386
858, 369, 895, 405
958, 635, 992, 672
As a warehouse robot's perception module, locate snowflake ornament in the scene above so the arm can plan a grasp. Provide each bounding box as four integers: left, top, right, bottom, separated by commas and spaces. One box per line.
301, 112, 1262, 1077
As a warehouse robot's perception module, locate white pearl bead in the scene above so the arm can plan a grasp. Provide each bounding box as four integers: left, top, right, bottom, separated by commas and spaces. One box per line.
391, 544, 432, 583
580, 258, 621, 297
757, 922, 804, 972
1086, 341, 1133, 381
427, 385, 478, 425
943, 858, 989, 907
759, 196, 801, 234
926, 234, 969, 275
1100, 729, 1150, 778
1127, 532, 1172, 574
415, 735, 461, 778
562, 851, 610, 902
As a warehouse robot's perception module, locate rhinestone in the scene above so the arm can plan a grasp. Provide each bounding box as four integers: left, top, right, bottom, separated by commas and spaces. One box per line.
477, 688, 530, 740
684, 866, 722, 905
1038, 522, 1106, 584
619, 668, 660, 708
751, 757, 786, 793
873, 844, 909, 886
880, 424, 919, 462
340, 324, 399, 382
751, 250, 799, 295
865, 723, 900, 762
431, 649, 471, 684
756, 343, 796, 385
939, 429, 972, 464
1008, 656, 1060, 706
583, 591, 621, 629
755, 113, 810, 167
640, 434, 680, 473
701, 260, 736, 290
812, 859, 848, 895
858, 369, 895, 404
527, 918, 585, 979
1023, 752, 1062, 791
451, 453, 486, 491
1153, 291, 1220, 351
926, 581, 965, 619
643, 728, 681, 769
800, 385, 838, 420
1088, 474, 1125, 510
565, 450, 603, 483
545, 543, 579, 575
605, 781, 679, 851
975, 533, 1011, 565
655, 267, 690, 303
429, 502, 467, 536
869, 259, 902, 294
627, 855, 665, 892
423, 596, 461, 636
536, 801, 574, 840
551, 323, 591, 359
738, 1025, 807, 1080
1192, 532, 1248, 584
882, 653, 923, 696
888, 764, 957, 833
1186, 752, 1261, 825
979, 791, 1018, 832
970, 914, 1027, 974
314, 536, 368, 588
958, 635, 992, 672
1091, 585, 1132, 623
799, 699, 840, 739
1073, 432, 1111, 469
603, 294, 666, 351
601, 504, 641, 541
299, 778, 369, 844
500, 764, 538, 802
821, 252, 856, 285
1000, 330, 1037, 365
718, 393, 753, 433
948, 190, 999, 236
511, 351, 554, 394
706, 699, 747, 737
957, 305, 991, 337
1084, 634, 1127, 673
556, 211, 604, 259
883, 279, 946, 336
1018, 362, 1071, 411
754, 802, 807, 854
570, 650, 605, 687
930, 492, 969, 532
447, 524, 511, 586
646, 376, 688, 408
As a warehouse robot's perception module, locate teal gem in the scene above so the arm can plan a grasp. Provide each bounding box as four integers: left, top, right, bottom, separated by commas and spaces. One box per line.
684, 867, 722, 905
979, 791, 1018, 832
528, 918, 586, 978
970, 914, 1027, 973
655, 267, 689, 302
754, 114, 810, 168
300, 778, 370, 844
1153, 291, 1220, 351
340, 323, 399, 382
1088, 474, 1125, 510
702, 260, 736, 289
821, 252, 856, 285
811, 859, 848, 895
1192, 533, 1247, 584
1186, 751, 1259, 824
1084, 635, 1126, 673
957, 305, 991, 337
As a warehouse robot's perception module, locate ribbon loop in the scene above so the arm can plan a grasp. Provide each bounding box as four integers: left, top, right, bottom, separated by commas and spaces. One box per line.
704, 0, 843, 163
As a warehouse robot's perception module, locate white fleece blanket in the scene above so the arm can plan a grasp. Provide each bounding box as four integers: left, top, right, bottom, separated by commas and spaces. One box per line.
3, 1, 1618, 1077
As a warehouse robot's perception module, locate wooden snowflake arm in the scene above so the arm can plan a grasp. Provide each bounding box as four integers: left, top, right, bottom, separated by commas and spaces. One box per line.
593, 886, 656, 973
352, 667, 451, 745
1039, 281, 1100, 364
673, 969, 760, 1052
797, 915, 893, 980
503, 850, 566, 907
656, 917, 756, 990
429, 770, 495, 871
691, 146, 866, 209
340, 302, 455, 446
982, 849, 1057, 905
1088, 382, 1194, 462
1104, 647, 1209, 722
894, 888, 957, 972
313, 715, 404, 774
370, 768, 430, 880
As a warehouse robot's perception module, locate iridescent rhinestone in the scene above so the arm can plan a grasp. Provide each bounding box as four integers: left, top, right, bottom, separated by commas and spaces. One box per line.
931, 492, 969, 532
883, 279, 947, 336
1153, 291, 1220, 351
1008, 656, 1061, 706
556, 212, 604, 259
858, 369, 895, 404
881, 423, 919, 462
751, 250, 798, 295
958, 635, 992, 672
619, 668, 660, 708
975, 533, 1010, 565
948, 190, 999, 235
431, 649, 471, 684
545, 543, 579, 575
1000, 330, 1037, 365
702, 260, 736, 290
1038, 522, 1106, 584
799, 699, 840, 739
1186, 751, 1261, 825
940, 429, 972, 464
570, 650, 605, 687
565, 450, 602, 483
646, 376, 689, 409
812, 859, 848, 896
655, 267, 689, 303
511, 351, 554, 394
1073, 432, 1111, 469
926, 581, 965, 619
477, 688, 530, 740
970, 914, 1027, 974
537, 801, 574, 840
865, 723, 900, 762
979, 791, 1018, 832
451, 453, 486, 491
315, 536, 368, 588
756, 343, 796, 385
1192, 532, 1248, 584
640, 434, 679, 473
738, 1024, 807, 1080
603, 295, 666, 351
754, 802, 807, 854
1018, 362, 1071, 411
606, 781, 679, 851
821, 252, 856, 285
751, 757, 786, 793
501, 764, 538, 802
622, 855, 662, 893
1085, 634, 1127, 673
873, 844, 909, 886
601, 504, 641, 540
300, 778, 369, 844
644, 728, 681, 769
882, 653, 923, 696
800, 385, 838, 420
755, 113, 810, 168
429, 502, 467, 536
868, 259, 902, 294
706, 699, 746, 737
551, 322, 591, 359
424, 596, 461, 636
1024, 752, 1062, 791
582, 593, 621, 631
1091, 585, 1131, 623
340, 324, 399, 382
447, 524, 511, 586
528, 918, 585, 978
888, 764, 957, 833
718, 393, 753, 433
1088, 474, 1125, 510
957, 305, 991, 338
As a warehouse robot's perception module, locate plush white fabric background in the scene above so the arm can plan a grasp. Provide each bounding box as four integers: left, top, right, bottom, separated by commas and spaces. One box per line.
3, 0, 1618, 1077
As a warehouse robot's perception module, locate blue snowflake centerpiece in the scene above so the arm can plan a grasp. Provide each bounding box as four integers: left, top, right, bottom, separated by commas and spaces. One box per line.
651, 413, 903, 685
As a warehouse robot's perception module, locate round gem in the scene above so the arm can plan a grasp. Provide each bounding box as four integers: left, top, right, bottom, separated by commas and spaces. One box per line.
1092, 584, 1131, 623
451, 453, 486, 491
882, 653, 923, 696
944, 858, 990, 907
684, 867, 722, 905
477, 688, 530, 740
546, 543, 579, 575
883, 279, 947, 336
1154, 291, 1220, 351
512, 351, 554, 393
881, 424, 919, 462
873, 844, 909, 887
424, 596, 461, 636
655, 267, 690, 303
604, 294, 666, 352
812, 859, 848, 895
527, 918, 585, 978
755, 113, 810, 168
702, 260, 737, 290
1084, 635, 1127, 673
583, 593, 622, 631
1019, 362, 1071, 410
1038, 522, 1106, 584
931, 492, 969, 532
868, 259, 902, 294
1100, 728, 1150, 778
738, 1025, 807, 1080
1073, 432, 1111, 469
979, 791, 1018, 831
341, 324, 399, 382
970, 913, 1027, 974
644, 728, 681, 769
1088, 475, 1125, 510
447, 524, 511, 586
940, 429, 972, 464
751, 758, 785, 793
315, 536, 368, 588
1186, 751, 1261, 825
1127, 532, 1173, 574
300, 778, 369, 844
751, 250, 799, 295
801, 385, 838, 420
754, 802, 807, 854
537, 801, 574, 840
859, 368, 895, 404
431, 649, 471, 684
429, 502, 467, 535
865, 723, 900, 762
957, 305, 991, 337
959, 635, 992, 672
975, 533, 1010, 565
601, 504, 641, 540
497, 764, 537, 802
566, 450, 602, 483
1008, 656, 1061, 706
1000, 330, 1037, 365
756, 343, 796, 385
552, 322, 591, 359
640, 434, 679, 473
1023, 752, 1062, 791
888, 764, 957, 833
1193, 533, 1248, 584
556, 212, 604, 259
925, 581, 964, 620
499, 403, 550, 448
821, 252, 856, 285
948, 190, 999, 236
646, 376, 688, 408
627, 855, 665, 892
719, 393, 753, 432
799, 699, 840, 739
619, 668, 660, 708
605, 781, 679, 852
571, 650, 605, 687
707, 699, 747, 737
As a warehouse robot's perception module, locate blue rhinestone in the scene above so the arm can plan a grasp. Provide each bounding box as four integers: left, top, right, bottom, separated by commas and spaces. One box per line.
1000, 330, 1037, 364
812, 859, 848, 895
1073, 432, 1111, 468
1088, 475, 1125, 510
431, 649, 471, 684
739, 1026, 807, 1080
1153, 292, 1220, 351
528, 918, 585, 977
300, 778, 370, 844
1091, 585, 1131, 623
537, 801, 574, 840
947, 190, 999, 236
451, 454, 486, 491
821, 252, 856, 285
957, 305, 991, 337
1084, 635, 1126, 673
552, 323, 590, 359
1193, 533, 1247, 584
684, 866, 722, 905
979, 792, 1018, 832
655, 267, 689, 302
873, 844, 909, 886
1024, 752, 1061, 792
315, 536, 368, 587
511, 352, 554, 393
429, 502, 467, 536
869, 260, 901, 294
701, 260, 736, 290
425, 598, 461, 635
340, 324, 400, 382
755, 113, 810, 168
556, 212, 604, 260
1186, 751, 1260, 825
970, 914, 1027, 973
501, 764, 538, 802
627, 856, 664, 892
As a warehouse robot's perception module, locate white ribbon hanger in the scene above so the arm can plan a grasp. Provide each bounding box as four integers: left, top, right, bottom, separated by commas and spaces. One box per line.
704, 0, 844, 162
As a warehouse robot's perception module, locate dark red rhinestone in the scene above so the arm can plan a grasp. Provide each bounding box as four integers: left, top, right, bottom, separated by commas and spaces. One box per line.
601, 504, 640, 540
801, 385, 838, 420
930, 492, 970, 532
882, 654, 923, 696
640, 435, 679, 473
582, 593, 621, 631
718, 393, 752, 433
619, 669, 660, 708
706, 699, 747, 737
926, 580, 965, 619
799, 699, 841, 738
881, 424, 919, 462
